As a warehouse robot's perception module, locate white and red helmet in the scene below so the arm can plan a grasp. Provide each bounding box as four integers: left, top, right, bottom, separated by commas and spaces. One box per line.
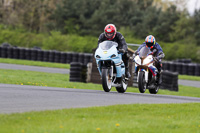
104, 24, 117, 40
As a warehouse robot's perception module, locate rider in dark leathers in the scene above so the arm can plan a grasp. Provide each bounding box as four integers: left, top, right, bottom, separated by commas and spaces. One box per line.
135, 35, 165, 84
98, 24, 131, 78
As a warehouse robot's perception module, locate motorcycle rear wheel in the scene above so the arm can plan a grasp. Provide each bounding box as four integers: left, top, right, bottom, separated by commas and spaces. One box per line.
102, 68, 112, 92
138, 71, 147, 93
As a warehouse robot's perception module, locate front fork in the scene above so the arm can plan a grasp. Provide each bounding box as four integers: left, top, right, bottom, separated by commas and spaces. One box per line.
137, 69, 149, 83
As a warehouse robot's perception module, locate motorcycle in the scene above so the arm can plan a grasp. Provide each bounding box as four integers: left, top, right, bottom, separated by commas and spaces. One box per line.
133, 47, 159, 94
95, 41, 128, 93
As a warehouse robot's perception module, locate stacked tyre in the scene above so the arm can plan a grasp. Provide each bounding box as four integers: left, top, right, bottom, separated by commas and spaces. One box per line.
70, 62, 83, 82
19, 48, 26, 59
160, 70, 178, 91
25, 49, 31, 60
43, 50, 49, 62
60, 52, 67, 63
132, 73, 138, 87
84, 53, 93, 65
13, 47, 19, 59
72, 53, 79, 62
1, 47, 7, 58
54, 51, 61, 63
7, 47, 13, 58
66, 52, 73, 64
31, 49, 38, 61
195, 64, 200, 76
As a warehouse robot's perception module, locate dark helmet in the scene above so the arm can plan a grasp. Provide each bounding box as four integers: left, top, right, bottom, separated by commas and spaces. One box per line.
104, 24, 117, 40
145, 35, 156, 48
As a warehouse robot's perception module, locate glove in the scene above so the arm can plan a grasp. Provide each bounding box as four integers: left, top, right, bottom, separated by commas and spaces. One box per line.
154, 57, 160, 62
152, 49, 157, 53
134, 50, 139, 55
148, 52, 154, 55
118, 49, 125, 53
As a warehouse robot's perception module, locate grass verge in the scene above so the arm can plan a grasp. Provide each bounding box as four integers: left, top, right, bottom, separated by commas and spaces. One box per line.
0, 103, 199, 133
0, 58, 70, 69
179, 75, 200, 81
0, 69, 200, 98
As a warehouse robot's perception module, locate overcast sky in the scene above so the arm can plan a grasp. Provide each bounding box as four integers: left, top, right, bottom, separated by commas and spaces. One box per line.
186, 0, 200, 14
166, 0, 200, 14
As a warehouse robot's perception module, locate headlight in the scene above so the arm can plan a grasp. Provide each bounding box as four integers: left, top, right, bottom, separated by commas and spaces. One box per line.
111, 54, 116, 58
96, 55, 101, 58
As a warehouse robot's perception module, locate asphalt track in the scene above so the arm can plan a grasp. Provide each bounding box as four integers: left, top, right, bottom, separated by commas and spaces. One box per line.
0, 84, 200, 114
0, 63, 69, 74
0, 63, 200, 114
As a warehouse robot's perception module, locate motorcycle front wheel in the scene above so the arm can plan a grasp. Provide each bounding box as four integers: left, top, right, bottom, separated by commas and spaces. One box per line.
138, 71, 147, 93
102, 68, 112, 92
149, 85, 159, 94
116, 76, 127, 93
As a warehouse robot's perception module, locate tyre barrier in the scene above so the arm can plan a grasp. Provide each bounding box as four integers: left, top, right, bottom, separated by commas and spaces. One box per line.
48, 50, 55, 62
78, 53, 85, 64
72, 53, 79, 62
13, 47, 19, 59
84, 53, 93, 65
66, 52, 73, 64
0, 46, 93, 65
160, 70, 178, 91
25, 49, 31, 60
54, 51, 61, 63
70, 62, 87, 82
31, 49, 38, 61
19, 48, 26, 59
173, 59, 192, 63
132, 73, 138, 87
162, 60, 200, 76
7, 47, 13, 58
43, 50, 49, 62
1, 47, 7, 58
37, 50, 44, 61
60, 52, 67, 63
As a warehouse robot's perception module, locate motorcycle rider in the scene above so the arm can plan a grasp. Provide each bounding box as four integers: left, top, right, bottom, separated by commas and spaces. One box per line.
134, 35, 165, 84
98, 24, 131, 79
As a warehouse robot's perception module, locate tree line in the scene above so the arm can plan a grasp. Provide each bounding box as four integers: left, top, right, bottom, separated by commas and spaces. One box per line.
0, 0, 200, 62
1, 0, 200, 43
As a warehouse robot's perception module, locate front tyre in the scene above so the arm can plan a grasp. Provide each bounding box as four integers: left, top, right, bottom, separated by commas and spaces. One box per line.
149, 85, 159, 94
116, 76, 127, 93
102, 68, 112, 92
138, 71, 147, 93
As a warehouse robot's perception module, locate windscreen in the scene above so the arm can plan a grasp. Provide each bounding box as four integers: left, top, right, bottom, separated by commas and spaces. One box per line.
99, 41, 118, 50
139, 47, 151, 58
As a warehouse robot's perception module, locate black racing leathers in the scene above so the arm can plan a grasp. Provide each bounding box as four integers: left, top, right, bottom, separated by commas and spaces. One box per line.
98, 32, 128, 51
98, 32, 129, 66
98, 32, 130, 78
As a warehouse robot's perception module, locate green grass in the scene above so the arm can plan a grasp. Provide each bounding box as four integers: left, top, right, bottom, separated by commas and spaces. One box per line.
0, 58, 70, 69
179, 75, 200, 81
0, 69, 200, 98
0, 103, 199, 133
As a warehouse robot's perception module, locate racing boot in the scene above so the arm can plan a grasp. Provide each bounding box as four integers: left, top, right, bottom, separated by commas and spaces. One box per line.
156, 70, 162, 85
125, 67, 131, 79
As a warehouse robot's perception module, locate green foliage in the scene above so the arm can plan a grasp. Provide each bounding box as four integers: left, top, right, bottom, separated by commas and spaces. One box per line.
0, 25, 199, 62
0, 26, 97, 53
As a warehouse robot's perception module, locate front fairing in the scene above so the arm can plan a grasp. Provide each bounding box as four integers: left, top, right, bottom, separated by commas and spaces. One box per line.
134, 55, 153, 66
95, 45, 118, 60
95, 41, 125, 77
